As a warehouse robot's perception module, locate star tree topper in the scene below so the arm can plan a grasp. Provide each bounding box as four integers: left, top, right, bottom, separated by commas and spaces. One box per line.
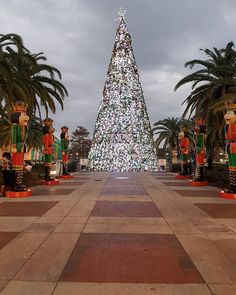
117, 7, 126, 21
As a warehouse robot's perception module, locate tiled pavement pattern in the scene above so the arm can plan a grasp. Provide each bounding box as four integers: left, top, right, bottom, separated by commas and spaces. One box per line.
0, 202, 58, 216
0, 172, 235, 294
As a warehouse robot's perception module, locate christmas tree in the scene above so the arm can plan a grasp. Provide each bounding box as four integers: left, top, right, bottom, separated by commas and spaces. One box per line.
88, 10, 157, 171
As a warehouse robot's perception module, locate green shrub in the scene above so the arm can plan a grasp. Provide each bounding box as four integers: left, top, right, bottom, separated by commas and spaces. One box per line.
205, 164, 228, 188
68, 161, 78, 172
23, 171, 41, 187
0, 165, 42, 188
170, 163, 181, 172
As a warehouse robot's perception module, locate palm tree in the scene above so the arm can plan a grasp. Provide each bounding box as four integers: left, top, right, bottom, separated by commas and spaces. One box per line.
175, 42, 236, 160
205, 111, 225, 160
2, 47, 68, 117
175, 42, 236, 115
153, 117, 181, 163
0, 33, 27, 105
26, 116, 43, 149
0, 33, 68, 149
0, 102, 10, 147
0, 33, 25, 51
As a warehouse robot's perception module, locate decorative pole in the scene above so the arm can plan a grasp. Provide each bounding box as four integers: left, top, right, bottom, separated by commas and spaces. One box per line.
7, 101, 32, 198
60, 126, 73, 179
176, 128, 190, 179
190, 117, 208, 186
219, 104, 236, 199
42, 118, 59, 185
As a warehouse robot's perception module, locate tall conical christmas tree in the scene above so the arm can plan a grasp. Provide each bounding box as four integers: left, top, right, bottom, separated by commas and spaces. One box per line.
88, 11, 157, 171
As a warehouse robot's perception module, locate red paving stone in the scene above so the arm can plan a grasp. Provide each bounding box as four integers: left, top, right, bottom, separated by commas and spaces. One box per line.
194, 203, 236, 218
161, 181, 189, 186
60, 233, 204, 283
0, 201, 58, 216
102, 186, 147, 195
174, 189, 218, 198
32, 189, 75, 195
0, 232, 19, 249
91, 201, 162, 217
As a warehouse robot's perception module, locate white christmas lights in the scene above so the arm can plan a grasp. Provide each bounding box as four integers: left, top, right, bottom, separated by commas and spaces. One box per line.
88, 17, 157, 171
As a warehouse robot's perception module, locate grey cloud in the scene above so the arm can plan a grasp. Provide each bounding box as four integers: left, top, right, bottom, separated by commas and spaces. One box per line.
0, 0, 236, 136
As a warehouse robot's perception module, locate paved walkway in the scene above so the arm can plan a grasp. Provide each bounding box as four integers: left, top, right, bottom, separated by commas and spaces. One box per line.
0, 172, 235, 294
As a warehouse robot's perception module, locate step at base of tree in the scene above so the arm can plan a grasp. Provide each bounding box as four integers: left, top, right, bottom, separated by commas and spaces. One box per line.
189, 180, 208, 186
6, 190, 32, 198
219, 191, 236, 200
175, 175, 191, 180
41, 180, 60, 186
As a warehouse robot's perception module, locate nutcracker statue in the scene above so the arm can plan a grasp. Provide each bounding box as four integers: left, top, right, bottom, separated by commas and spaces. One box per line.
219, 104, 236, 199
176, 129, 190, 179
42, 118, 59, 185
8, 101, 32, 197
191, 117, 208, 186
60, 126, 73, 178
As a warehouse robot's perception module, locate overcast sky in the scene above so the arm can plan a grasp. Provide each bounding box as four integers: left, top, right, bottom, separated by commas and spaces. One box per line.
1, 0, 236, 137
